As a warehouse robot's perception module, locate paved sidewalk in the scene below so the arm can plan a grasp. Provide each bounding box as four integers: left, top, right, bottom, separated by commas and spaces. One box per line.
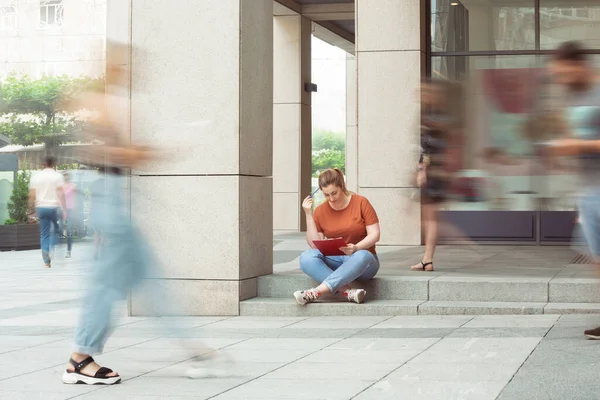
1, 246, 600, 399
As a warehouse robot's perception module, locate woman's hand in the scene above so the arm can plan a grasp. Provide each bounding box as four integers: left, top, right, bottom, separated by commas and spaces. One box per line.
416, 170, 427, 188
302, 196, 313, 216
340, 243, 359, 255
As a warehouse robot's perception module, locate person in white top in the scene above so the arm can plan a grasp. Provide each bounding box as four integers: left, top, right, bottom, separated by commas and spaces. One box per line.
28, 156, 66, 267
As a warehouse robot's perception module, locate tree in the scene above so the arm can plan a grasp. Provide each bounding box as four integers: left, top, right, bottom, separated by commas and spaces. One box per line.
5, 170, 31, 225
312, 129, 345, 177
312, 129, 345, 152
0, 74, 104, 146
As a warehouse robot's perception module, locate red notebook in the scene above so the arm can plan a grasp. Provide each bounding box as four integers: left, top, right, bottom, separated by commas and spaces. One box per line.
312, 238, 348, 256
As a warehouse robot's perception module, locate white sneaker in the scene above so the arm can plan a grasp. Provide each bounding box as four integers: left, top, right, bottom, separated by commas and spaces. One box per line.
186, 352, 232, 379
293, 289, 320, 305
345, 288, 366, 304
186, 366, 229, 379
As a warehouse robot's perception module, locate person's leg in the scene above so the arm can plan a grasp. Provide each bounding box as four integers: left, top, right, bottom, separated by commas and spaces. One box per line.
577, 192, 600, 339
49, 208, 59, 258
298, 249, 338, 283
66, 210, 73, 255
319, 250, 379, 294
411, 202, 438, 271
294, 250, 346, 305
58, 208, 64, 240
36, 208, 51, 266
63, 283, 121, 384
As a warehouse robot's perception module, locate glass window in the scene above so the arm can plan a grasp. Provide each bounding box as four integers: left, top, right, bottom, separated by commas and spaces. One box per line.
0, 6, 17, 30
430, 55, 572, 211
39, 0, 63, 29
431, 0, 535, 52
540, 1, 600, 50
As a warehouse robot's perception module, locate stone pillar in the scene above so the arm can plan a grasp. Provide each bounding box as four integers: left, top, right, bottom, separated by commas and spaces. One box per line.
125, 0, 273, 316
273, 15, 312, 232
345, 54, 357, 192
356, 0, 423, 245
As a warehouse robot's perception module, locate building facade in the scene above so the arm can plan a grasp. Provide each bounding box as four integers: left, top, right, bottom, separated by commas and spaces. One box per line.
102, 0, 600, 316
0, 0, 105, 77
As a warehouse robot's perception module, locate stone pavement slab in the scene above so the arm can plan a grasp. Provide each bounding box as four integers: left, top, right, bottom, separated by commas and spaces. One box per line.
2, 246, 600, 399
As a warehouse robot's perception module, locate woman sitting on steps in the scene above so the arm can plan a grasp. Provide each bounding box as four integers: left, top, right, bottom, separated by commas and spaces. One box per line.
294, 168, 381, 305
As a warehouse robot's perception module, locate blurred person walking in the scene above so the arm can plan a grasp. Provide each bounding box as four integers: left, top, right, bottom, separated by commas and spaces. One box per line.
61, 41, 223, 385
28, 156, 66, 268
60, 172, 77, 258
546, 41, 600, 339
410, 79, 462, 272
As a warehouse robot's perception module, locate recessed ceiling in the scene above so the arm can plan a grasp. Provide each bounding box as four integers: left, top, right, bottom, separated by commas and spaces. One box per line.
294, 0, 353, 4
330, 19, 355, 35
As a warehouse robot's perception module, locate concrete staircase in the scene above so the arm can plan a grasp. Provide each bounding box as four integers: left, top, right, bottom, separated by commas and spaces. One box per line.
240, 273, 600, 316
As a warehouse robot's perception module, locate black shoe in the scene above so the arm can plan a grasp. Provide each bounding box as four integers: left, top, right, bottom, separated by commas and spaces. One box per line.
584, 326, 600, 339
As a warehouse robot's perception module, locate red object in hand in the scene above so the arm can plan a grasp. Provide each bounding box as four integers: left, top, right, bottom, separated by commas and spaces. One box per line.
313, 238, 348, 256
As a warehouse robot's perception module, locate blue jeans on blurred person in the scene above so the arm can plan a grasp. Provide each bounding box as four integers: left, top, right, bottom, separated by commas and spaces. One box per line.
36, 207, 59, 265
72, 173, 157, 355
577, 186, 600, 259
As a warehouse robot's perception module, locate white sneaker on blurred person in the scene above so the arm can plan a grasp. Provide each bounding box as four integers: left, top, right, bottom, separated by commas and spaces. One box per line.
185, 352, 231, 379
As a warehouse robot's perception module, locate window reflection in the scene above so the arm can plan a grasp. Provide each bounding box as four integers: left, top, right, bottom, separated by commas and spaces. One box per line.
540, 1, 600, 49
431, 0, 535, 52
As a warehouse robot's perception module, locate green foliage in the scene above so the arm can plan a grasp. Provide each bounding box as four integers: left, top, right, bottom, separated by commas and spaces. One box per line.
312, 130, 345, 177
5, 170, 31, 225
0, 74, 104, 146
312, 149, 345, 177
312, 129, 345, 152
57, 163, 79, 171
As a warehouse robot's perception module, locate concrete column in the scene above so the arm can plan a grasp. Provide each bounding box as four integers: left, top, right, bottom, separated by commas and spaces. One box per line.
356, 0, 423, 245
345, 54, 357, 193
123, 0, 273, 316
273, 15, 312, 232
105, 0, 131, 140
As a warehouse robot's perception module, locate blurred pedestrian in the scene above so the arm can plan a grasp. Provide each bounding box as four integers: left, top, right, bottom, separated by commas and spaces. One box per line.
410, 79, 461, 271
28, 156, 66, 268
61, 41, 221, 385
546, 41, 600, 339
61, 171, 77, 258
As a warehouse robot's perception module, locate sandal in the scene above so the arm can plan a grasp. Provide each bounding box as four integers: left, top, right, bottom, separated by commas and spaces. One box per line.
411, 261, 434, 271
62, 357, 121, 385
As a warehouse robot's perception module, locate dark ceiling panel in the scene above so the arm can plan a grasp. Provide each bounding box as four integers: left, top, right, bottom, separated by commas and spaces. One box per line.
295, 0, 354, 4
330, 19, 355, 35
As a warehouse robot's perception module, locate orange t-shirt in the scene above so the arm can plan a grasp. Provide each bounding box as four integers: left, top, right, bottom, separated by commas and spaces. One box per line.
313, 195, 379, 254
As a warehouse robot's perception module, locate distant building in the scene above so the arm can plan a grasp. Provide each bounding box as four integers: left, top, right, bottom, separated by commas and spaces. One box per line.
0, 0, 106, 77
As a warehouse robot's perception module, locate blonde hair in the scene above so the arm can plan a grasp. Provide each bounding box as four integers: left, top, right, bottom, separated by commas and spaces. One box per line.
318, 168, 348, 194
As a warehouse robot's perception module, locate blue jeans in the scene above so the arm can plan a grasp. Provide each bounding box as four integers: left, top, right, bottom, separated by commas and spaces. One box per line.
299, 249, 380, 292
578, 187, 600, 257
73, 174, 155, 355
36, 207, 59, 264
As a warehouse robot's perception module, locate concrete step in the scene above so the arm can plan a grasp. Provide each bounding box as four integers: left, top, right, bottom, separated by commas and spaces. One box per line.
257, 274, 429, 301
257, 274, 600, 303
240, 298, 600, 317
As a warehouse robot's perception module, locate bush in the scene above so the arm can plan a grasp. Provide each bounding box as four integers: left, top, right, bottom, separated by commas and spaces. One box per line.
312, 130, 346, 177
312, 130, 345, 152
312, 149, 345, 177
5, 171, 31, 224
